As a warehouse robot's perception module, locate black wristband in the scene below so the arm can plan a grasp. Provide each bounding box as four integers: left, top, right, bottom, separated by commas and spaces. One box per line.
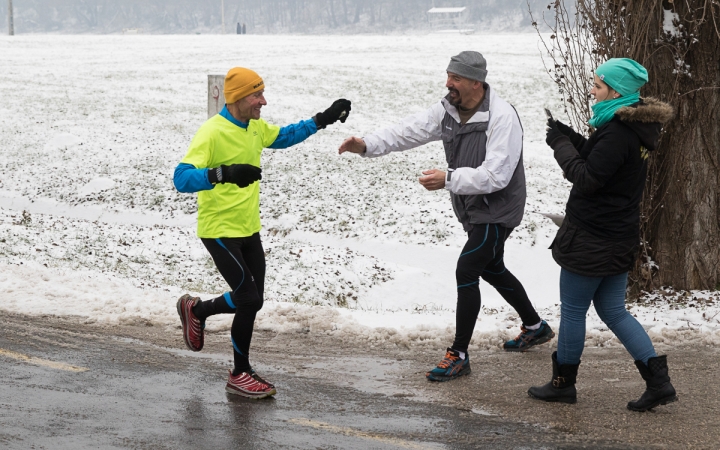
313, 114, 326, 130
208, 167, 223, 184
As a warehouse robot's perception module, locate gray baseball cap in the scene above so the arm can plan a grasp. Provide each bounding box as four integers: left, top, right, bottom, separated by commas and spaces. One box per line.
447, 51, 487, 82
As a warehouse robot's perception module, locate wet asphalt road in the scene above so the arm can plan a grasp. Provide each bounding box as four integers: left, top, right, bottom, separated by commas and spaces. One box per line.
0, 313, 633, 450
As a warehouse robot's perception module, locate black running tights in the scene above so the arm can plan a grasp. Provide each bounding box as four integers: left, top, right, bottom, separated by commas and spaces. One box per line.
193, 233, 265, 373
452, 224, 541, 353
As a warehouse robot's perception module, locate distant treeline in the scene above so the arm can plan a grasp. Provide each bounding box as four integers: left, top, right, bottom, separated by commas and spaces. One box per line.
2, 0, 551, 34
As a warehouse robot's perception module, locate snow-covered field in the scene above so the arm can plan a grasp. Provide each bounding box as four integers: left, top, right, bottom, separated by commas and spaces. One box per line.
1, 34, 718, 351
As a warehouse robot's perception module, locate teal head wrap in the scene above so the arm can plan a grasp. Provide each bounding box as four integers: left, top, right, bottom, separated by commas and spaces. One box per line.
589, 58, 648, 129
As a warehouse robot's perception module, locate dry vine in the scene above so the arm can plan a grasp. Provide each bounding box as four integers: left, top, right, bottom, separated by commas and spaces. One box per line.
528, 1, 601, 133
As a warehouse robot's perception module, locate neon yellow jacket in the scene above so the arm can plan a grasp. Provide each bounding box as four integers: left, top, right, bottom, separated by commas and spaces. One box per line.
180, 114, 278, 238
174, 107, 317, 238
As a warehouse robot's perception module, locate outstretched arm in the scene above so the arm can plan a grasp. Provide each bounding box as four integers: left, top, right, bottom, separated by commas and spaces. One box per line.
268, 119, 318, 149
269, 99, 352, 149
341, 102, 445, 158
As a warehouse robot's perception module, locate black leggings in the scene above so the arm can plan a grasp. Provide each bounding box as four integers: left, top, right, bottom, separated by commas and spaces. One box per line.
452, 224, 541, 353
193, 233, 265, 373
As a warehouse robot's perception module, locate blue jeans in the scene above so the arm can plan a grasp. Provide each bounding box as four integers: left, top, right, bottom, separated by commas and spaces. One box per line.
557, 269, 657, 365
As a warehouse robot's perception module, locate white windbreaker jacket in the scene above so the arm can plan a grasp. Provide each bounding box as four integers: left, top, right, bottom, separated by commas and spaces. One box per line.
361, 85, 526, 229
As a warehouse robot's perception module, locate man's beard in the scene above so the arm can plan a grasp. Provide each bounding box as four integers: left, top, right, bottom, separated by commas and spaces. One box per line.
447, 88, 462, 107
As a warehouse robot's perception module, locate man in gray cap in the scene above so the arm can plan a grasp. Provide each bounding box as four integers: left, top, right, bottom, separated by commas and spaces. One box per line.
339, 51, 554, 382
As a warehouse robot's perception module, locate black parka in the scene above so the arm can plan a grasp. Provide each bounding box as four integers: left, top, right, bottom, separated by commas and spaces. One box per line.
550, 98, 674, 276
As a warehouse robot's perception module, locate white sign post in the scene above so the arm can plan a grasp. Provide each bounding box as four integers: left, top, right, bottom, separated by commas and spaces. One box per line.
221, 0, 226, 34
8, 0, 14, 36
208, 75, 224, 118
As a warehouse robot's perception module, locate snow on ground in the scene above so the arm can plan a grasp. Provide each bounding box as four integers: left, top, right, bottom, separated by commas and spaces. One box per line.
1, 34, 718, 352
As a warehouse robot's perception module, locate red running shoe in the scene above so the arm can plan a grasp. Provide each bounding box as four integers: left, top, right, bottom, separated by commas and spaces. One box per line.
249, 368, 275, 389
226, 370, 277, 399
176, 294, 204, 352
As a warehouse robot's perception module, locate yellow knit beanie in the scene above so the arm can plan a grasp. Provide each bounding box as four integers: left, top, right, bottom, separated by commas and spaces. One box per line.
224, 67, 264, 104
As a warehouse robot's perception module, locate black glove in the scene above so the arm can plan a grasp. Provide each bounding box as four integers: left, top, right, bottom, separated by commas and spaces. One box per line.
314, 99, 352, 129
545, 119, 566, 148
554, 120, 574, 137
208, 164, 262, 188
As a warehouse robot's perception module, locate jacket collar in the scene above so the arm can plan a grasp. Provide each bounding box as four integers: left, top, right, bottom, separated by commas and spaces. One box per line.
441, 83, 491, 124
219, 105, 249, 129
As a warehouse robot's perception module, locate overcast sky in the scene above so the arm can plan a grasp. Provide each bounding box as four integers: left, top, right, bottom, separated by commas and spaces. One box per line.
2, 0, 550, 34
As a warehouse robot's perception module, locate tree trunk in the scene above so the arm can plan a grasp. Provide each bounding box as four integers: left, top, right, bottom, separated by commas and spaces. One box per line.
554, 0, 720, 293
642, 3, 720, 291
328, 0, 338, 28
602, 0, 720, 293
353, 0, 361, 24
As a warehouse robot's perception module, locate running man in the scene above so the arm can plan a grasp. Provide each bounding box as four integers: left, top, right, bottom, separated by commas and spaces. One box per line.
338, 51, 554, 382
174, 67, 350, 398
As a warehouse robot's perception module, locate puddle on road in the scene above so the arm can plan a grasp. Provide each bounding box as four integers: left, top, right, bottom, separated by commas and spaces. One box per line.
289, 417, 445, 449
112, 336, 233, 367
292, 355, 425, 399
283, 414, 446, 450
112, 336, 500, 420
281, 355, 501, 423
471, 407, 495, 416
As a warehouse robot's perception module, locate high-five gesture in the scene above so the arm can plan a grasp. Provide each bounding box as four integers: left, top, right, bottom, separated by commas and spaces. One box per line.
314, 99, 352, 129
338, 136, 367, 155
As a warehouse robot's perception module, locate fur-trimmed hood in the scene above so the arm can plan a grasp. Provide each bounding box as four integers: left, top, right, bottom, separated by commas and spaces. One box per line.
616, 97, 674, 123
615, 97, 674, 151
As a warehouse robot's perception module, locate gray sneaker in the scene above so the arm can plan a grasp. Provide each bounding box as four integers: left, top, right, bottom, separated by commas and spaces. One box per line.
503, 320, 555, 352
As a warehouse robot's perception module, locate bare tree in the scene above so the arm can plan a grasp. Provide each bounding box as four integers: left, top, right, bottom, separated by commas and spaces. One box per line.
529, 1, 598, 133
531, 0, 720, 293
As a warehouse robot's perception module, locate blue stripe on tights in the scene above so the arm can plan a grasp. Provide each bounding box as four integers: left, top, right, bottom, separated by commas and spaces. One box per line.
460, 224, 489, 257
483, 267, 506, 275
215, 238, 246, 289
231, 336, 244, 355
457, 281, 479, 289
492, 224, 499, 258
223, 292, 236, 309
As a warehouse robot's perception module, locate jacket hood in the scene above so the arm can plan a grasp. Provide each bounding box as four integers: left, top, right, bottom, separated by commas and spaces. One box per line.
615, 97, 674, 151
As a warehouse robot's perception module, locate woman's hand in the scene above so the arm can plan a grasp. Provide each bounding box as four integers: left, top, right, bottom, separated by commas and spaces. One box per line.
545, 120, 566, 148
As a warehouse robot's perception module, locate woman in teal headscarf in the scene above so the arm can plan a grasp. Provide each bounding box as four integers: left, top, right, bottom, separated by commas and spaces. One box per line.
528, 58, 677, 411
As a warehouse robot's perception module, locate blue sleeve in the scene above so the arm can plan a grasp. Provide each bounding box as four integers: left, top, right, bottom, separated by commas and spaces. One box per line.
268, 118, 318, 149
173, 163, 214, 193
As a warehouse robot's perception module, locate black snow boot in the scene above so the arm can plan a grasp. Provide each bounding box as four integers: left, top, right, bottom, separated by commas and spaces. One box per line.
627, 355, 677, 412
528, 351, 579, 404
